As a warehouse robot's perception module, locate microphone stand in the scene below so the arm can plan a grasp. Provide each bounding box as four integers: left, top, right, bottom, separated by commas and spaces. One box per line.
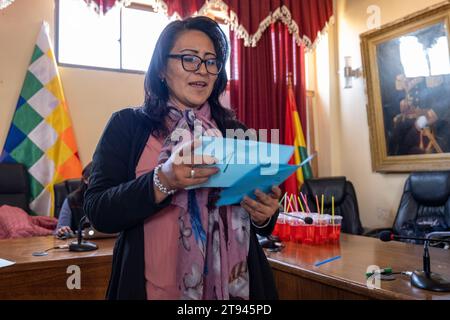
69, 215, 98, 252
411, 231, 450, 292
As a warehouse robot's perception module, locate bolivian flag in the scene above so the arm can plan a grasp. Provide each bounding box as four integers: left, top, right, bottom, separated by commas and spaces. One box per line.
284, 82, 313, 194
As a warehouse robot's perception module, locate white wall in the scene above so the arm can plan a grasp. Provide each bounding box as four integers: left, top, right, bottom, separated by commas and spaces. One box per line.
313, 0, 445, 228
0, 0, 146, 167
0, 0, 231, 167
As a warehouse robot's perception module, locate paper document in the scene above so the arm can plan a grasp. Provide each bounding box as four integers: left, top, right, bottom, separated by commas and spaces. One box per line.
0, 258, 15, 268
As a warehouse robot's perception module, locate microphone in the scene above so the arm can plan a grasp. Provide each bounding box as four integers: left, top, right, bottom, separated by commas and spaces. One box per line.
304, 216, 314, 225
379, 231, 394, 242
280, 212, 314, 225
259, 212, 313, 249
378, 230, 450, 292
379, 231, 450, 244
69, 215, 98, 252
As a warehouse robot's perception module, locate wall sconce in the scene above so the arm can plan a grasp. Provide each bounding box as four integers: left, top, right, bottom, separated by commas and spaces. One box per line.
344, 56, 362, 89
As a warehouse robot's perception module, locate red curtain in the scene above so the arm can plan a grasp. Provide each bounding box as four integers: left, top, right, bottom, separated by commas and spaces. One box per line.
84, 0, 333, 144
165, 0, 206, 18
228, 0, 332, 145
230, 22, 305, 142
84, 0, 207, 16
225, 0, 333, 47
84, 0, 124, 15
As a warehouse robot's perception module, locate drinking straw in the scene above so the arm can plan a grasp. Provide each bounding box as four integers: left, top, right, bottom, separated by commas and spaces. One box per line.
279, 192, 286, 206
297, 196, 305, 212
301, 193, 311, 213
332, 196, 335, 224
315, 195, 320, 215
291, 194, 298, 212
286, 194, 295, 213
283, 193, 287, 212
321, 194, 324, 216
314, 255, 341, 267
293, 194, 299, 212
300, 193, 311, 213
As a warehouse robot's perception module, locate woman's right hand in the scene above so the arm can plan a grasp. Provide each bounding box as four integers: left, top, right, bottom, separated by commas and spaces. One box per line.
157, 139, 219, 192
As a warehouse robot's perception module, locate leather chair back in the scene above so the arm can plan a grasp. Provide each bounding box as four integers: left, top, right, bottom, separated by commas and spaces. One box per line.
300, 177, 364, 235
0, 163, 30, 213
393, 171, 450, 241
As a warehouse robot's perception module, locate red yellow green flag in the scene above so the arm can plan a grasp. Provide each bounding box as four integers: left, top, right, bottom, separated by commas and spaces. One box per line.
284, 80, 313, 195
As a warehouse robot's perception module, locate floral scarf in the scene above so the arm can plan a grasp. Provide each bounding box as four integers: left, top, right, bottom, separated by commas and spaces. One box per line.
158, 103, 250, 300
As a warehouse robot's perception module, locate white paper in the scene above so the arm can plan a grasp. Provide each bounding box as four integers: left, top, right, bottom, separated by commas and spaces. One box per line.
0, 258, 15, 268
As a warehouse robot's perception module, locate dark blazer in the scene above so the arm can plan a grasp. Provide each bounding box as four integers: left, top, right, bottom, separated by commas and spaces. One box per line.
84, 107, 278, 300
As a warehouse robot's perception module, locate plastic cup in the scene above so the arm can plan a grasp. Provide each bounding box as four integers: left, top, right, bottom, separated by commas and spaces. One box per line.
297, 213, 308, 244
287, 212, 299, 242
327, 215, 343, 244
315, 215, 330, 245
272, 219, 280, 237
288, 212, 307, 243
277, 214, 291, 242
303, 213, 317, 245
273, 214, 283, 238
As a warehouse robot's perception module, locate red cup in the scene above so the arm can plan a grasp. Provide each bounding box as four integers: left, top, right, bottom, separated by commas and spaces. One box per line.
277, 214, 291, 242
315, 215, 330, 245
272, 222, 280, 237
303, 213, 316, 245
288, 212, 306, 243
327, 215, 343, 244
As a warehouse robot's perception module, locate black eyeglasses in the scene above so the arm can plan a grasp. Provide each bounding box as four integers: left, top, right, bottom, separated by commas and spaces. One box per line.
167, 54, 223, 75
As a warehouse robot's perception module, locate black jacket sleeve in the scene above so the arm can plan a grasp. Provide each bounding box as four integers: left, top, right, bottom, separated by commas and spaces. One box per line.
84, 109, 171, 234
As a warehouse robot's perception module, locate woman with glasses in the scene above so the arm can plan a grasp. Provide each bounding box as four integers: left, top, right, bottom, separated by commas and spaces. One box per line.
84, 16, 280, 300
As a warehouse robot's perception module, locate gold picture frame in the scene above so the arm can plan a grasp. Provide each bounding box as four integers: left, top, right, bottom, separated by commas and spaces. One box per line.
361, 1, 450, 172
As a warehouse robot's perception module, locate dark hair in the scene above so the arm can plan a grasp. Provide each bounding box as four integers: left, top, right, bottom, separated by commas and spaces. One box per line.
143, 16, 239, 136
68, 162, 92, 207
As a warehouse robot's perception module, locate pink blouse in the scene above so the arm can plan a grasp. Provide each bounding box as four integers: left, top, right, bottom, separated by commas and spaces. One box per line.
135, 135, 179, 300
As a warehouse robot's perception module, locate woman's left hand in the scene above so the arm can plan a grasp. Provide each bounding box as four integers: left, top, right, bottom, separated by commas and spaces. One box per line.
241, 186, 282, 226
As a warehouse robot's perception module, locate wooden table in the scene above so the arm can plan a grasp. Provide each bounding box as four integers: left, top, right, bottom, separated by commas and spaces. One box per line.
266, 234, 450, 300
0, 236, 115, 300
2, 234, 450, 300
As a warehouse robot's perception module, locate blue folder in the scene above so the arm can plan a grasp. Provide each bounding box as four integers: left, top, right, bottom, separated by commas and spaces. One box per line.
188, 137, 315, 206
216, 163, 302, 206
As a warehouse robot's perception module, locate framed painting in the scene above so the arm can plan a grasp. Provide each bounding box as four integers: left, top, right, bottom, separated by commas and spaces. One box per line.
361, 1, 450, 172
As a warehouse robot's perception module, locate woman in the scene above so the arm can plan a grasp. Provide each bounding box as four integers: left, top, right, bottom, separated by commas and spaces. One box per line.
84, 16, 280, 300
55, 162, 92, 237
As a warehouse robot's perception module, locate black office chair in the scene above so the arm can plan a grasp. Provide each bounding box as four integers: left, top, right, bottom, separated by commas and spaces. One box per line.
391, 171, 450, 244
300, 177, 364, 235
53, 179, 81, 219
0, 163, 30, 213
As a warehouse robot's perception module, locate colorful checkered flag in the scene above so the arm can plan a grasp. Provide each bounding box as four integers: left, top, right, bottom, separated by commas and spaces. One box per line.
0, 21, 82, 216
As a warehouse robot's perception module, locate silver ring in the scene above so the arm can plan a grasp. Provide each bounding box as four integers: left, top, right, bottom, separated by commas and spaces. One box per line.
190, 169, 195, 179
